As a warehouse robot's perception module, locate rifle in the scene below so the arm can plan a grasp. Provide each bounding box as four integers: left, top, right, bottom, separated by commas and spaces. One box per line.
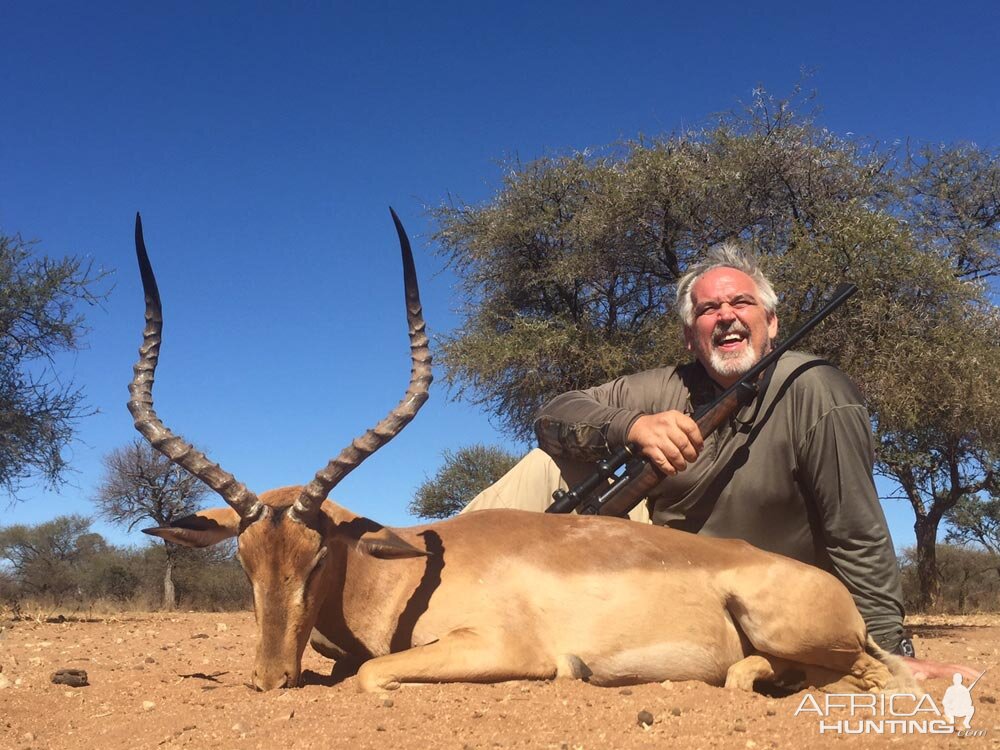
545, 282, 859, 518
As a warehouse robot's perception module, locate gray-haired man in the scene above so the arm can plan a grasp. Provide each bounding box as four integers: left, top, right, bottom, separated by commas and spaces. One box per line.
463, 244, 910, 656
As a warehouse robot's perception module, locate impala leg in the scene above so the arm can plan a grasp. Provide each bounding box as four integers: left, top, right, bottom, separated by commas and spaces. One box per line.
725, 654, 779, 691
356, 631, 553, 692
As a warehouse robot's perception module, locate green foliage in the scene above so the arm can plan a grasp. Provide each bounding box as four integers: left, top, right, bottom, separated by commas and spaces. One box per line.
0, 232, 109, 496
947, 496, 1000, 555
0, 515, 250, 611
899, 544, 1000, 613
432, 88, 999, 607
0, 515, 101, 603
410, 444, 520, 519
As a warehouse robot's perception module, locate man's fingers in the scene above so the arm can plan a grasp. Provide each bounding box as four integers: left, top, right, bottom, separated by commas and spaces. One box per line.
644, 447, 678, 476
665, 424, 699, 463
678, 414, 705, 452
901, 657, 981, 682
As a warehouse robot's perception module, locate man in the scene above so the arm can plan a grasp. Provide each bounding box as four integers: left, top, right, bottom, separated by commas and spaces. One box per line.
463, 243, 909, 655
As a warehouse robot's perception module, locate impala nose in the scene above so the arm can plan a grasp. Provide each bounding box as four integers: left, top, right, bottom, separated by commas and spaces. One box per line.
252, 669, 292, 691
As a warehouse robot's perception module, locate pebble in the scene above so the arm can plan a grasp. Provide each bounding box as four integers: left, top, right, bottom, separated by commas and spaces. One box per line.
0, 674, 11, 689
637, 710, 654, 727
670, 706, 682, 717
381, 698, 394, 708
51, 669, 88, 687
216, 623, 229, 632
142, 701, 156, 712
231, 722, 247, 733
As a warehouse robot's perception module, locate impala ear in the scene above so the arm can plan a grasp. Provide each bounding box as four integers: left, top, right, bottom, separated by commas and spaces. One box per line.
143, 507, 241, 548
357, 527, 429, 559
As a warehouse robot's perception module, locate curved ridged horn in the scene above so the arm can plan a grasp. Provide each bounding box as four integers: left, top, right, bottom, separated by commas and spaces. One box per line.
128, 213, 262, 520
289, 208, 432, 522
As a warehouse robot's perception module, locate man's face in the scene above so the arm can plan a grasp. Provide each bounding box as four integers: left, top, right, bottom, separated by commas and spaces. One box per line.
683, 267, 778, 388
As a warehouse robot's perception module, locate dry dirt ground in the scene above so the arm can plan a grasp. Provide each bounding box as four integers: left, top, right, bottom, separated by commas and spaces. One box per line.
1, 612, 998, 750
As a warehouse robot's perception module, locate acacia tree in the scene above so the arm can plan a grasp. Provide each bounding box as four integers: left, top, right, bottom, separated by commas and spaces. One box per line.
0, 232, 109, 497
93, 439, 209, 609
0, 515, 105, 604
431, 89, 999, 609
947, 497, 1000, 556
410, 444, 519, 519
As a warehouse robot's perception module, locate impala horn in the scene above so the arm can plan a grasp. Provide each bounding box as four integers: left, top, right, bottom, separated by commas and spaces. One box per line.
289, 207, 432, 523
128, 213, 263, 520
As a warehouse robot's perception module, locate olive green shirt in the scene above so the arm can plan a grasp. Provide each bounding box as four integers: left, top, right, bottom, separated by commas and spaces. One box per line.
533, 351, 905, 650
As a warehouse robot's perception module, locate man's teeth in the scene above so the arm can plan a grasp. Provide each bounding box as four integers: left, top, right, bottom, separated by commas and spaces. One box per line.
720, 333, 744, 344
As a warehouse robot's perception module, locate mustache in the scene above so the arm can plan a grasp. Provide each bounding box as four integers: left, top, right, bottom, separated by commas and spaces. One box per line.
712, 320, 750, 343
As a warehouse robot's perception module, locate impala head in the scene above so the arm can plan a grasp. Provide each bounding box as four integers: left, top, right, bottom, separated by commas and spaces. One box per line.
132, 209, 431, 690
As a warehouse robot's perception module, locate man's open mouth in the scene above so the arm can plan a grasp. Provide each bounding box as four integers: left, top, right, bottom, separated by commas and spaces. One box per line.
713, 328, 749, 350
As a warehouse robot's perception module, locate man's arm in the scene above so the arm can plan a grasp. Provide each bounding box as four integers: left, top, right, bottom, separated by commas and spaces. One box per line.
796, 397, 906, 652
533, 368, 697, 468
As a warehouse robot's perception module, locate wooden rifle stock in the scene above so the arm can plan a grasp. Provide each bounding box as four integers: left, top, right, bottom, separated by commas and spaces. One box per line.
546, 282, 858, 518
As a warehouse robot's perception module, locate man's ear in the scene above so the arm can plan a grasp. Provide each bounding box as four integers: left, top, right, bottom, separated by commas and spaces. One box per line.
767, 312, 779, 341
143, 507, 240, 548
683, 325, 695, 352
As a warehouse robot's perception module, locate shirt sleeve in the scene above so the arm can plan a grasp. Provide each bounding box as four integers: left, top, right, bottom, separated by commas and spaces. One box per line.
795, 401, 905, 650
532, 369, 676, 461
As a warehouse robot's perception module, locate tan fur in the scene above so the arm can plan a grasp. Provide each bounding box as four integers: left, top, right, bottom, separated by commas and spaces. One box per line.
148, 492, 910, 694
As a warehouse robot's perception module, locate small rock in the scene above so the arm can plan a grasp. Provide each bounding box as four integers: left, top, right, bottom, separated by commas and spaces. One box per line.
619, 688, 632, 695
231, 722, 247, 733
381, 698, 394, 708
216, 623, 229, 632
144, 657, 156, 664
637, 710, 654, 727
746, 741, 757, 749
142, 701, 156, 712
661, 680, 674, 690
670, 706, 682, 717
283, 710, 295, 721
980, 695, 996, 704
733, 720, 747, 732
376, 725, 386, 732
51, 669, 88, 687
23, 732, 35, 742
0, 674, 11, 689
765, 709, 776, 716
191, 633, 209, 640
472, 710, 485, 718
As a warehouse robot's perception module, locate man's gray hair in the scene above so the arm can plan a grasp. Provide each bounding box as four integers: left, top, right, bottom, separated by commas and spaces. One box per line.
675, 243, 778, 327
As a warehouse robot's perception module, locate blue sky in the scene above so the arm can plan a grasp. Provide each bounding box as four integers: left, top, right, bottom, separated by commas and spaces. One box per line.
1, 1, 997, 550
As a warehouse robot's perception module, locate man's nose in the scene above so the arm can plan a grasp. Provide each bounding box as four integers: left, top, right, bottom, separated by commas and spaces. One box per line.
716, 303, 737, 322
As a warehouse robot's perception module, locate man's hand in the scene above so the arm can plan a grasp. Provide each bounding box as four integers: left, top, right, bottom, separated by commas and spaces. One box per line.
627, 411, 704, 475
901, 657, 981, 682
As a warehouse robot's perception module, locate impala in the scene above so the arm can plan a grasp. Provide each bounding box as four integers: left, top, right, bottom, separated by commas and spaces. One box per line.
133, 210, 912, 694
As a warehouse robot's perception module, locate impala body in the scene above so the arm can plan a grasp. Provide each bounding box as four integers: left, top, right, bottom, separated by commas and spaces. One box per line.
132, 211, 911, 694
